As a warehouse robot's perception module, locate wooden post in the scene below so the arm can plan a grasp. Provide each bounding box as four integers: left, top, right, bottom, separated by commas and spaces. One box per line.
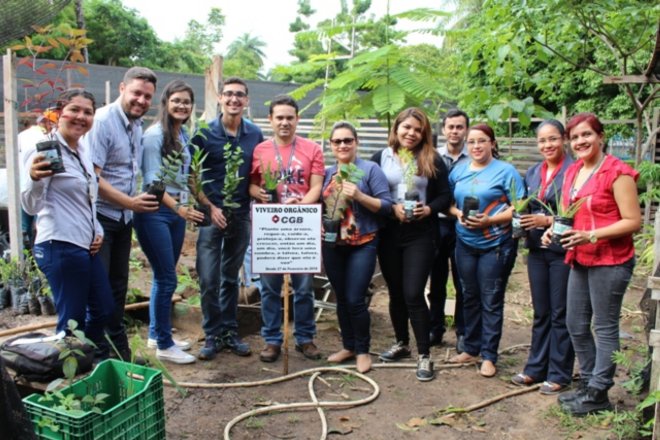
282, 274, 290, 375
651, 213, 660, 395
3, 49, 23, 259
204, 55, 223, 122
105, 80, 111, 106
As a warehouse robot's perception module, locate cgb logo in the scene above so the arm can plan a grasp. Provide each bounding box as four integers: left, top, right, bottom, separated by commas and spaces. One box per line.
271, 215, 280, 223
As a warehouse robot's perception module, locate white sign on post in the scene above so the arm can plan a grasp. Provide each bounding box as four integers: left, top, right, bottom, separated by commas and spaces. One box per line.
251, 204, 322, 274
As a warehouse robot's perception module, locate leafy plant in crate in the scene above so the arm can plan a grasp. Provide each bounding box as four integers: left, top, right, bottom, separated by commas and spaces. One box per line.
398, 148, 419, 220
322, 163, 365, 246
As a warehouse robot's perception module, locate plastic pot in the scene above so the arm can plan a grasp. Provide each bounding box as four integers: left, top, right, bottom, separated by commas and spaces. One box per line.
38, 294, 56, 316
194, 204, 212, 227
404, 191, 420, 220
323, 218, 341, 247
552, 216, 573, 246
511, 212, 525, 239
263, 188, 279, 203
462, 196, 480, 219
146, 180, 166, 205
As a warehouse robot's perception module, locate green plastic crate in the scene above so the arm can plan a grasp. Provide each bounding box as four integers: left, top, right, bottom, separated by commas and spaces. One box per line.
23, 359, 165, 440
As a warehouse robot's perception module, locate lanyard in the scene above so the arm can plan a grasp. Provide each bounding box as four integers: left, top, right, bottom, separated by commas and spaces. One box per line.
57, 136, 97, 246
569, 154, 605, 202
272, 137, 297, 179
538, 157, 564, 202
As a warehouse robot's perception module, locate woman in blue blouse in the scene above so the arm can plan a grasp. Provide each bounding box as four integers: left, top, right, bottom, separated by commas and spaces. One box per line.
322, 121, 392, 373
448, 123, 524, 377
511, 119, 575, 394
134, 80, 203, 364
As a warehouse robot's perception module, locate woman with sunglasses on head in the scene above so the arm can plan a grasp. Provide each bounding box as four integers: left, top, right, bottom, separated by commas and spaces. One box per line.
543, 113, 640, 416
371, 107, 451, 382
511, 119, 575, 394
133, 80, 204, 364
448, 123, 524, 378
22, 89, 113, 357
321, 121, 392, 373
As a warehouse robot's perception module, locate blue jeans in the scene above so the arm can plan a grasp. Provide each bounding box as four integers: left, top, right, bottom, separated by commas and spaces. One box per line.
134, 206, 185, 349
260, 272, 315, 346
455, 238, 517, 363
97, 214, 133, 356
322, 239, 378, 354
566, 259, 634, 391
33, 240, 114, 351
524, 248, 574, 385
429, 219, 464, 337
196, 214, 250, 339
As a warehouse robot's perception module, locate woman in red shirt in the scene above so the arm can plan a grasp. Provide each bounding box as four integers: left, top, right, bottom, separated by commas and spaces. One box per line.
544, 113, 640, 416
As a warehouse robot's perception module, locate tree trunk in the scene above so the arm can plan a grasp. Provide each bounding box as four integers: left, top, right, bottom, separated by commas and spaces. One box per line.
74, 0, 88, 64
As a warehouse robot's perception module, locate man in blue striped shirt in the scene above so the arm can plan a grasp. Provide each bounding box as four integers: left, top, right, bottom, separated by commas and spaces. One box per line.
88, 67, 159, 360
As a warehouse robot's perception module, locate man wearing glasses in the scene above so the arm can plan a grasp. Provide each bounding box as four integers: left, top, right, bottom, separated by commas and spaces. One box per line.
192, 77, 264, 361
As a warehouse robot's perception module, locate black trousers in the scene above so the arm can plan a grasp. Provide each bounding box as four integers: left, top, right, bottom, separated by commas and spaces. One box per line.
377, 219, 434, 356
97, 213, 133, 358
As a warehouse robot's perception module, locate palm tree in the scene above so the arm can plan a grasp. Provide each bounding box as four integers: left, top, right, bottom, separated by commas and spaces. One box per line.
226, 33, 266, 70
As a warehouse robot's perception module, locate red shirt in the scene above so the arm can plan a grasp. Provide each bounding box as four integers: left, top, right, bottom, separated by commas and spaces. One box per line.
561, 155, 638, 267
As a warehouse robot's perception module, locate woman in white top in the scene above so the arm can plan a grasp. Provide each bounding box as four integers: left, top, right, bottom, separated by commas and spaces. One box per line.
22, 89, 113, 356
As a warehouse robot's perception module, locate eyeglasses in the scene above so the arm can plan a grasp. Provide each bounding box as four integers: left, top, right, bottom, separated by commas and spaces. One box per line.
169, 98, 193, 107
466, 139, 491, 146
538, 136, 562, 145
330, 137, 355, 146
222, 91, 247, 99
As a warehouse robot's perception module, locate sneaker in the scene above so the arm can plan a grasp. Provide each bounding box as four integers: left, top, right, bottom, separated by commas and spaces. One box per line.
198, 337, 221, 361
259, 344, 281, 362
379, 341, 411, 362
511, 373, 537, 386
540, 381, 568, 395
416, 355, 435, 382
148, 338, 191, 351
295, 342, 322, 360
157, 346, 196, 364
220, 332, 251, 356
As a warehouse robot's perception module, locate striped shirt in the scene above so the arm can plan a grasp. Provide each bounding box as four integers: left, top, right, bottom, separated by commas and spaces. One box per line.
87, 99, 144, 223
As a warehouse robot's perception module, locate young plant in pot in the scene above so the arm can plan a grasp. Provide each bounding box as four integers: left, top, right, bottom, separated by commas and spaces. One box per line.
260, 160, 282, 203
323, 163, 365, 246
0, 258, 12, 310
220, 142, 245, 228
159, 144, 213, 227
398, 148, 419, 220
535, 193, 587, 246
509, 180, 534, 239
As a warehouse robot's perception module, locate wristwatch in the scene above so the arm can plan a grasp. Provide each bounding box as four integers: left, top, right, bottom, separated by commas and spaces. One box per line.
588, 231, 598, 244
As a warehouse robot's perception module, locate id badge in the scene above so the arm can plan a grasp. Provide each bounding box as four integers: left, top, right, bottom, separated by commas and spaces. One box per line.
396, 183, 406, 202
179, 191, 189, 204
132, 159, 139, 176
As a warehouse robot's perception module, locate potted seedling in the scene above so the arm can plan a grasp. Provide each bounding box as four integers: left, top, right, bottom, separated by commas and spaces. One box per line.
535, 190, 588, 246
260, 160, 282, 203
322, 163, 365, 246
145, 179, 166, 206
159, 120, 214, 227
398, 148, 419, 220
0, 258, 11, 310
220, 142, 245, 227
510, 180, 534, 239
462, 177, 480, 220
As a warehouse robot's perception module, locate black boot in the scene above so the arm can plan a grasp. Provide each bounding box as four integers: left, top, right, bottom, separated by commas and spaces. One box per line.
557, 378, 588, 405
561, 386, 612, 417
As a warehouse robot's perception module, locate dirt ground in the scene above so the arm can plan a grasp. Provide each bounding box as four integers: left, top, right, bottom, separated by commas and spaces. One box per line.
0, 230, 652, 440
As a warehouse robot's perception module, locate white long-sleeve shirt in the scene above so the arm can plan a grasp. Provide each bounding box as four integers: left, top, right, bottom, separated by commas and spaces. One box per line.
21, 131, 103, 250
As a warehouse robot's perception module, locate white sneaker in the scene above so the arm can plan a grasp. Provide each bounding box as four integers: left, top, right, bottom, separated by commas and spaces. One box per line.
148, 338, 191, 351
156, 346, 196, 364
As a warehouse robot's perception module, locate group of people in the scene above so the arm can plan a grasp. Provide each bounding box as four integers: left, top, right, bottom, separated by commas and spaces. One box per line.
19, 66, 641, 418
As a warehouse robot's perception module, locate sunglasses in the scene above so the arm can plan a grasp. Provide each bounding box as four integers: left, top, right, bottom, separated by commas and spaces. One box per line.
330, 137, 355, 146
